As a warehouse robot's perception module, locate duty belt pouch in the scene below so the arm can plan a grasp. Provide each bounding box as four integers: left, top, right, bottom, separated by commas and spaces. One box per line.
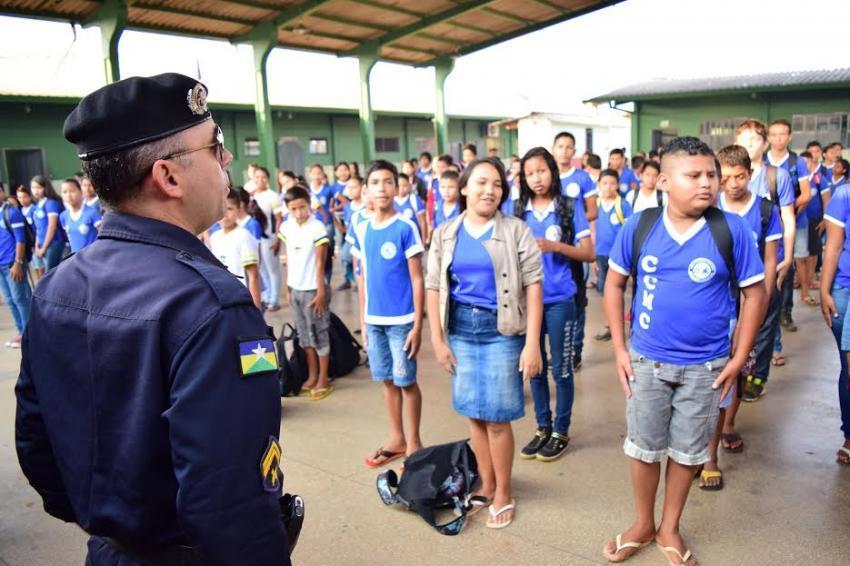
279, 493, 305, 556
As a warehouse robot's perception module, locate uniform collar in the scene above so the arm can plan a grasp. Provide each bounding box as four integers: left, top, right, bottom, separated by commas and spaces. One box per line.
98, 212, 219, 263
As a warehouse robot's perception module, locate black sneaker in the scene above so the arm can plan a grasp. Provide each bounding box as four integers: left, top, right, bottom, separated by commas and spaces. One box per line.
593, 327, 612, 341
780, 314, 798, 332
536, 432, 570, 462
336, 281, 352, 291
520, 428, 551, 459
573, 353, 583, 370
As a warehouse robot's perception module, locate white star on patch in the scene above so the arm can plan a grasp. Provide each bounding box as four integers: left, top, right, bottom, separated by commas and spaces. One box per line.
252, 343, 267, 358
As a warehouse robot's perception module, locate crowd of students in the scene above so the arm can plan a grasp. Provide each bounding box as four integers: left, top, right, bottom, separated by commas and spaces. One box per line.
3, 115, 848, 563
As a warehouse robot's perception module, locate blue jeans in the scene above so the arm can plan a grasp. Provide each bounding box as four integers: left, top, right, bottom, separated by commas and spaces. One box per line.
829, 285, 850, 439
0, 264, 31, 334
367, 323, 417, 387
341, 241, 355, 284
574, 299, 586, 357
596, 255, 609, 295
530, 298, 577, 435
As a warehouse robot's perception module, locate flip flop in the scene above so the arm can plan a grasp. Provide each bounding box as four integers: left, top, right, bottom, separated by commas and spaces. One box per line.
365, 447, 405, 469
721, 432, 744, 453
657, 543, 696, 566
698, 469, 723, 491
837, 446, 850, 465
308, 386, 333, 401
464, 494, 492, 517
771, 354, 786, 367
803, 295, 819, 306
602, 533, 652, 563
485, 500, 515, 529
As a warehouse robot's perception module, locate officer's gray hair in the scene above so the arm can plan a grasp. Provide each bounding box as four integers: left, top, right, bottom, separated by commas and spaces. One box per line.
81, 135, 185, 209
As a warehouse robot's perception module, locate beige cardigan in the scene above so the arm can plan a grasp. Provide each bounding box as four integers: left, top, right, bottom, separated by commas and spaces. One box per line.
426, 210, 543, 336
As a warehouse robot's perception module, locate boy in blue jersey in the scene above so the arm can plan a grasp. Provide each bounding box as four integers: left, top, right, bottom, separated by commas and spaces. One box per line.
801, 149, 828, 305
552, 131, 599, 221
351, 160, 425, 469
602, 138, 766, 563
394, 173, 427, 239
337, 175, 364, 291
610, 148, 639, 198
330, 162, 350, 229
308, 163, 334, 227
0, 198, 31, 348
416, 151, 433, 189
59, 178, 101, 253
433, 170, 460, 232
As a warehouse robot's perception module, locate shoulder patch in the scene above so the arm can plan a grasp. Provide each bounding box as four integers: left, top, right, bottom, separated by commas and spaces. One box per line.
239, 336, 278, 377
260, 436, 283, 493
176, 251, 254, 308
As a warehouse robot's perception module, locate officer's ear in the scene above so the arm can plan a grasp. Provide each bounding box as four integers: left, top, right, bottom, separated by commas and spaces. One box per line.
149, 159, 186, 200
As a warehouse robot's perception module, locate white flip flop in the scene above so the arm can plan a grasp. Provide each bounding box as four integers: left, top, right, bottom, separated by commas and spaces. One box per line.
485, 499, 515, 529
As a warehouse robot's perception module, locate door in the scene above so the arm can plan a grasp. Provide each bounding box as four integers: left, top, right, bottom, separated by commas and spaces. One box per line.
5, 148, 45, 189
651, 129, 678, 152
277, 138, 304, 177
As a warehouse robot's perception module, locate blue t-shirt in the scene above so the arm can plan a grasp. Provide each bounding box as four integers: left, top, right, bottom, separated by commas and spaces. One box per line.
824, 185, 850, 289
343, 201, 365, 232
345, 209, 371, 244
766, 152, 809, 229
718, 193, 782, 256
21, 205, 35, 228
434, 201, 460, 229
0, 205, 27, 265
523, 197, 590, 304
310, 184, 335, 225
450, 223, 497, 310
350, 214, 424, 325
596, 197, 633, 257
416, 168, 433, 189
393, 194, 425, 229
608, 208, 765, 364
617, 168, 639, 196
331, 181, 346, 198
559, 168, 598, 201
60, 206, 101, 253
749, 165, 795, 208
241, 216, 264, 241
33, 198, 64, 246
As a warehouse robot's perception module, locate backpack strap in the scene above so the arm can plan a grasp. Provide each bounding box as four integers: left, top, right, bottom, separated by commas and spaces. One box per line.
629, 207, 664, 280
758, 197, 775, 260
563, 196, 587, 308
613, 196, 625, 225
766, 165, 778, 204
703, 207, 737, 291
656, 189, 664, 207
376, 469, 400, 506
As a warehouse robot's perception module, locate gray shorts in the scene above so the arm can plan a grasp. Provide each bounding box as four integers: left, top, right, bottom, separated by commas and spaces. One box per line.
793, 224, 809, 258
291, 288, 330, 357
624, 349, 727, 466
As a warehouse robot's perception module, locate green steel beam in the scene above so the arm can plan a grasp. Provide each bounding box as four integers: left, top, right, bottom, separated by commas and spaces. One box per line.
417, 32, 465, 47
385, 44, 440, 56
309, 12, 391, 31
83, 0, 127, 84
378, 1, 495, 47
281, 27, 359, 45
346, 0, 424, 18
480, 7, 532, 25
357, 44, 380, 163
220, 0, 284, 10
273, 0, 334, 27
247, 22, 278, 175
131, 1, 257, 26
530, 0, 567, 13
434, 56, 455, 155
444, 20, 497, 38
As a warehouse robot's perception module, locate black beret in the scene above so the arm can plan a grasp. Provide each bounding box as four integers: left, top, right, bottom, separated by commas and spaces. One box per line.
63, 73, 212, 160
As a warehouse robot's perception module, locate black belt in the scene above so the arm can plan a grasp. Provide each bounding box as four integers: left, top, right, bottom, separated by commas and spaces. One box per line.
101, 537, 202, 566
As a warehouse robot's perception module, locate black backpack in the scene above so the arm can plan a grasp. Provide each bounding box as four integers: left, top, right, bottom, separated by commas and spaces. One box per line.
328, 312, 364, 378
562, 196, 588, 308
3, 205, 36, 262
276, 323, 308, 397
376, 440, 478, 536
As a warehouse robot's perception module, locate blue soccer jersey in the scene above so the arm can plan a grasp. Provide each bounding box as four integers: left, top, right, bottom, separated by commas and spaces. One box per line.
60, 206, 101, 252
450, 222, 497, 310
310, 184, 335, 225
560, 167, 598, 200
766, 152, 809, 229
343, 201, 364, 231
239, 216, 264, 241
824, 185, 850, 289
523, 197, 590, 304
33, 198, 64, 246
596, 197, 633, 257
609, 208, 765, 365
0, 205, 27, 265
749, 165, 795, 208
21, 205, 34, 228
617, 168, 639, 196
393, 194, 425, 228
433, 201, 460, 229
350, 214, 424, 325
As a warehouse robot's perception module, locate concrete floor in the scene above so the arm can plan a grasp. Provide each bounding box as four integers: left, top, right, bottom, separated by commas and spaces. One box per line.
0, 263, 848, 566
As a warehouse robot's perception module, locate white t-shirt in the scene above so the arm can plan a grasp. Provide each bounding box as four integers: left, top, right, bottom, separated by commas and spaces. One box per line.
278, 215, 330, 291
209, 226, 259, 286
253, 189, 280, 237
629, 189, 668, 213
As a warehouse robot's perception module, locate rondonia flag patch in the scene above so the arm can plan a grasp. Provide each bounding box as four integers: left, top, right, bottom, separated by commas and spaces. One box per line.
239, 337, 278, 377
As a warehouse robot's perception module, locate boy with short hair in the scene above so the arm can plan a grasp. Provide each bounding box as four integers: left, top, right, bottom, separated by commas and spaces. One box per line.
337, 176, 364, 291
602, 137, 766, 564
351, 160, 425, 468
279, 185, 333, 401
627, 160, 665, 213
210, 188, 262, 308
609, 148, 638, 197
416, 151, 433, 189
394, 173, 427, 239
553, 131, 599, 221
426, 154, 453, 232
433, 170, 460, 231
586, 153, 602, 184
462, 143, 477, 166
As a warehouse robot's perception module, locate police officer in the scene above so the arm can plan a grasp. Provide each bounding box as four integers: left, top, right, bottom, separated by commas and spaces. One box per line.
15, 73, 291, 565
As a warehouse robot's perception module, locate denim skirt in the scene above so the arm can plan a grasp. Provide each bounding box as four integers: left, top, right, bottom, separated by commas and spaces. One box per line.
448, 302, 525, 422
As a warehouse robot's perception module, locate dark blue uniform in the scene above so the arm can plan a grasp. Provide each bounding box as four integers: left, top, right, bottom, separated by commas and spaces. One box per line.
15, 213, 290, 565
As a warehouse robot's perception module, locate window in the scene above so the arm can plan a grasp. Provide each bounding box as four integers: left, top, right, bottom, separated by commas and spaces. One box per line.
792, 112, 849, 148
243, 138, 261, 157
585, 128, 593, 152
699, 117, 748, 150
375, 137, 400, 153
308, 138, 328, 155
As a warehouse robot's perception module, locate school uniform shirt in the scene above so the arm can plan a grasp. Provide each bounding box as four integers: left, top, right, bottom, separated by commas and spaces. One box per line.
309, 184, 335, 227
824, 185, 850, 288
21, 205, 34, 228
617, 168, 639, 196
628, 189, 667, 213
523, 197, 590, 304
805, 169, 828, 221
749, 165, 795, 208
85, 196, 103, 214
393, 194, 425, 227
450, 220, 498, 310
596, 197, 633, 257
0, 204, 27, 265
766, 152, 810, 229
608, 207, 765, 365
416, 168, 433, 189
559, 167, 598, 200
33, 198, 64, 246
343, 201, 365, 233
252, 189, 279, 239
350, 214, 424, 325
209, 226, 259, 286
433, 201, 460, 229
238, 215, 264, 242
718, 193, 783, 255
345, 208, 372, 245
59, 206, 101, 253
278, 215, 330, 291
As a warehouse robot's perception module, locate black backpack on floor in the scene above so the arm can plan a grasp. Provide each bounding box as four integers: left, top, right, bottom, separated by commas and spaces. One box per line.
277, 323, 308, 397
376, 440, 478, 536
328, 312, 364, 378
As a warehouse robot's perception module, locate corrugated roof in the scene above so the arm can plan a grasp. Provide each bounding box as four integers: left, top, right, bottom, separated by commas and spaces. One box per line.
0, 0, 624, 66
586, 67, 850, 103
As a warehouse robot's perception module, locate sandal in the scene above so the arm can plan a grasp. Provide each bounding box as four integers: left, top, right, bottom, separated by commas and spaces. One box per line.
838, 446, 850, 465
721, 432, 744, 453
771, 353, 786, 367
657, 543, 696, 566
698, 468, 723, 491
308, 386, 333, 401
602, 533, 653, 562
803, 295, 819, 306
485, 500, 515, 529
365, 447, 405, 469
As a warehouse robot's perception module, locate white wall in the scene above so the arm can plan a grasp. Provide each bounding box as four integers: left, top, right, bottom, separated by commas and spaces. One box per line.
517, 114, 631, 162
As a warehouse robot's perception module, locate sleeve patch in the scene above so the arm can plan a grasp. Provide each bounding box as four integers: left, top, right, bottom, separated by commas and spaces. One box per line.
260, 436, 283, 493
238, 337, 278, 377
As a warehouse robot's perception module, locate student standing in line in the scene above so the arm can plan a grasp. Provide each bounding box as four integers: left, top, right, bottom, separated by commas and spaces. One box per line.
30, 175, 65, 278
402, 160, 427, 203
351, 161, 425, 469
416, 151, 433, 191
433, 170, 461, 231
338, 175, 364, 291
426, 157, 542, 529
59, 178, 101, 254
16, 185, 35, 230
820, 183, 850, 465
394, 173, 427, 239
210, 188, 262, 309
252, 166, 282, 311
603, 138, 766, 564
627, 160, 666, 213
462, 143, 478, 168
609, 148, 639, 197
512, 148, 593, 463
0, 194, 30, 348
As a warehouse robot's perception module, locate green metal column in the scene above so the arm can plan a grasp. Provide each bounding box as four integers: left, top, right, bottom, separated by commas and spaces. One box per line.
434, 57, 454, 155
357, 47, 379, 163
84, 0, 126, 84
246, 25, 278, 177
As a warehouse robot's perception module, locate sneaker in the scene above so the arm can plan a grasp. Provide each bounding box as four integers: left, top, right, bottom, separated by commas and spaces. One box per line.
742, 375, 766, 402
780, 314, 797, 332
593, 327, 612, 341
573, 353, 582, 371
336, 281, 352, 291
7, 335, 22, 349
520, 428, 551, 460
536, 432, 570, 462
